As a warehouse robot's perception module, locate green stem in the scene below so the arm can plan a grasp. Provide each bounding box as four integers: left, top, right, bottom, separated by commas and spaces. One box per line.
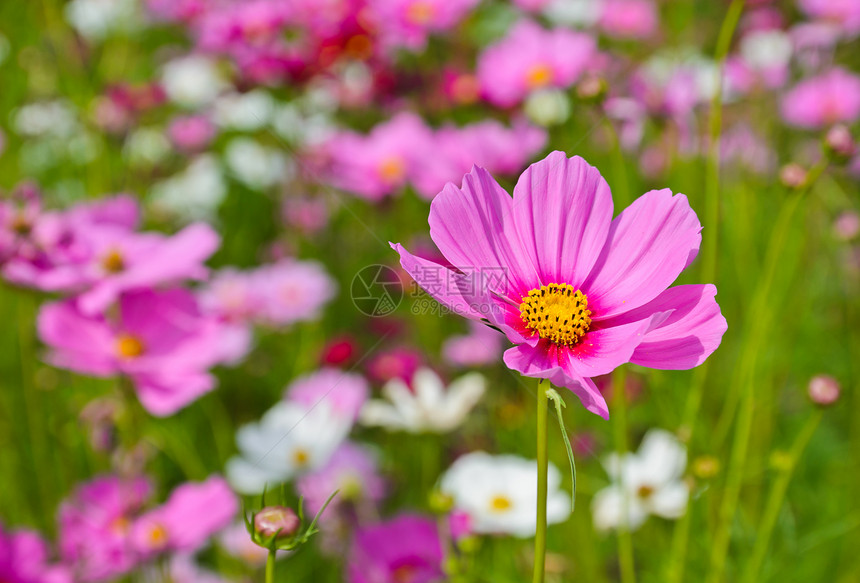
740, 411, 822, 583
611, 367, 636, 583
532, 380, 548, 583
266, 548, 276, 583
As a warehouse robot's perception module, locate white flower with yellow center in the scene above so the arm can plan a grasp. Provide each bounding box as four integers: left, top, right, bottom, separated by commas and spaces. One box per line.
226, 401, 350, 495
592, 429, 689, 532
439, 452, 571, 538
359, 368, 485, 433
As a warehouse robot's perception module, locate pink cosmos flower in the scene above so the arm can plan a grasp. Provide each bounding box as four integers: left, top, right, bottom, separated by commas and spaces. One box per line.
347, 515, 443, 583
324, 113, 435, 201
219, 522, 271, 566
253, 259, 338, 326
0, 524, 71, 583
297, 441, 386, 518
798, 0, 860, 37
130, 477, 237, 558
286, 368, 369, 421
58, 475, 152, 582
38, 288, 247, 416
392, 152, 727, 418
442, 321, 504, 367
477, 20, 596, 108
167, 115, 216, 152
366, 348, 423, 385
368, 0, 480, 51
599, 0, 659, 39
780, 68, 860, 129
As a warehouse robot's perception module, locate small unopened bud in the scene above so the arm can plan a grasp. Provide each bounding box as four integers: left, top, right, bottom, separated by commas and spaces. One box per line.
524, 89, 571, 127
576, 75, 608, 104
824, 124, 856, 162
254, 506, 300, 539
428, 490, 454, 514
808, 374, 840, 407
779, 163, 807, 189
692, 455, 720, 479
833, 211, 860, 241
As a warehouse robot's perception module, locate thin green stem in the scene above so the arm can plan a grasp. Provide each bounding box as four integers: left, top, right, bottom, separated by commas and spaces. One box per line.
740, 411, 822, 583
612, 367, 636, 583
266, 548, 276, 583
533, 380, 549, 583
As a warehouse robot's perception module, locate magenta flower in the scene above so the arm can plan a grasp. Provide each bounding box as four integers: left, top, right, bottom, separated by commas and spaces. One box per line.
38, 288, 247, 416
599, 0, 659, 39
0, 524, 71, 583
799, 0, 860, 36
130, 477, 237, 557
477, 20, 596, 108
252, 259, 338, 326
368, 0, 480, 50
780, 68, 860, 129
392, 152, 726, 418
58, 475, 152, 582
286, 368, 369, 421
347, 515, 443, 583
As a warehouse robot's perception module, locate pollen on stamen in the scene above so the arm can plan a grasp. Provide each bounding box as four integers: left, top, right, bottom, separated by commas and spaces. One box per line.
519, 283, 592, 347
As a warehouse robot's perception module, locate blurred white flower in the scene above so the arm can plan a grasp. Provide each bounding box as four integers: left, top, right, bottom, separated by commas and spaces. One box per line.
543, 0, 602, 26
272, 104, 336, 146
150, 155, 227, 221
440, 452, 571, 538
123, 127, 171, 167
524, 88, 571, 127
212, 90, 276, 131
592, 429, 689, 532
226, 401, 350, 495
161, 55, 227, 108
360, 368, 485, 433
14, 100, 79, 138
740, 29, 792, 71
224, 138, 288, 189
65, 0, 138, 40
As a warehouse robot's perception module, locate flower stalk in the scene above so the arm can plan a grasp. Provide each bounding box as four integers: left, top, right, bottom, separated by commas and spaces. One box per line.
532, 379, 549, 583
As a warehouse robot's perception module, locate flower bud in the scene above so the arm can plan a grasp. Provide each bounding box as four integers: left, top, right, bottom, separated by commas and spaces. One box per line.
833, 211, 860, 241
254, 506, 300, 539
808, 374, 840, 407
576, 74, 608, 104
779, 163, 807, 189
824, 124, 856, 162
524, 89, 571, 127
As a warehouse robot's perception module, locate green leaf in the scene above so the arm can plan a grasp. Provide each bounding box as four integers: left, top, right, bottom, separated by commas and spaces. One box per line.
546, 388, 577, 512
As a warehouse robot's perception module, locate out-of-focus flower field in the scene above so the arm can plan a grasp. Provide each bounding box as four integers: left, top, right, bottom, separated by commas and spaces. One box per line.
0, 0, 858, 581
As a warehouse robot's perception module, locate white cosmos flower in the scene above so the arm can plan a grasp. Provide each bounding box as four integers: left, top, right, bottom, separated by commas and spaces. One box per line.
440, 452, 571, 538
592, 429, 689, 532
359, 368, 485, 433
150, 155, 227, 221
224, 138, 289, 190
161, 56, 227, 108
226, 401, 350, 495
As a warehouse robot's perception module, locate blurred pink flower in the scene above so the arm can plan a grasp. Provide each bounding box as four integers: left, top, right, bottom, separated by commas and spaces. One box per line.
392, 152, 727, 418
59, 475, 152, 582
781, 68, 860, 129
366, 348, 422, 385
834, 211, 860, 241
324, 113, 434, 201
130, 477, 237, 557
798, 0, 860, 37
38, 288, 247, 416
599, 0, 659, 39
297, 441, 386, 517
368, 0, 480, 50
347, 515, 443, 583
218, 522, 270, 566
0, 524, 71, 583
477, 20, 596, 107
253, 259, 337, 326
320, 335, 359, 367
282, 195, 329, 234
286, 367, 370, 421
167, 115, 216, 152
442, 321, 504, 367
166, 554, 233, 583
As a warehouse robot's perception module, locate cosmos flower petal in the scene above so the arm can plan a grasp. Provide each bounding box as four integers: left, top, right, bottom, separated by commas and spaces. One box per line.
133, 370, 215, 417
591, 485, 648, 532
584, 189, 702, 320
428, 165, 537, 297
621, 284, 728, 370
511, 152, 613, 289
391, 242, 494, 320
636, 429, 687, 484
503, 344, 609, 418
650, 482, 690, 519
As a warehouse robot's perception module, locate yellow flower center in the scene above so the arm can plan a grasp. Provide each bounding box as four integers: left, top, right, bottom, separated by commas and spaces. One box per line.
406, 0, 435, 24
392, 564, 418, 583
101, 249, 125, 273
520, 283, 592, 346
116, 334, 145, 358
637, 484, 655, 500
292, 448, 310, 467
378, 156, 406, 183
489, 494, 513, 513
147, 523, 168, 547
525, 63, 553, 89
